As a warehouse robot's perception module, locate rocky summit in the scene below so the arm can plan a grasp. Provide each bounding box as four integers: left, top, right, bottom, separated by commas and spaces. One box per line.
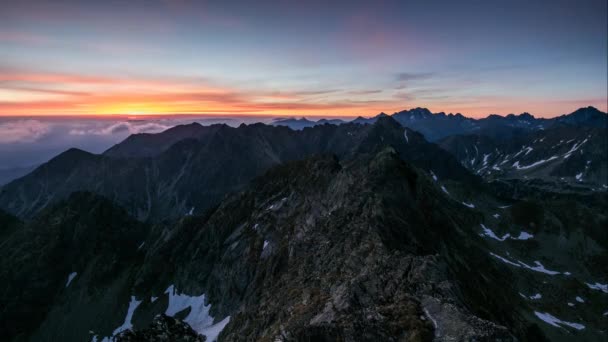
0, 109, 607, 342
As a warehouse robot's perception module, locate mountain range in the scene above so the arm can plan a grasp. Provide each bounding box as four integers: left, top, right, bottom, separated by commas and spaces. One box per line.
273, 106, 607, 141
0, 106, 606, 342
0, 117, 475, 222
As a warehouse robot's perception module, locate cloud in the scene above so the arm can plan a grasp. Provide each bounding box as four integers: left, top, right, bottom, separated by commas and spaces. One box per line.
69, 121, 172, 136
0, 120, 50, 143
395, 72, 435, 81
348, 89, 383, 95
392, 91, 416, 101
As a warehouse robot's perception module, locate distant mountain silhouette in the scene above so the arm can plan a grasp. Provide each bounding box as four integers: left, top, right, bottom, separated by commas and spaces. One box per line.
0, 116, 475, 221
354, 106, 607, 141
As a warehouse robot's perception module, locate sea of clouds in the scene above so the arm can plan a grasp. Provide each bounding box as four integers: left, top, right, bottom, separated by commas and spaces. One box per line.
0, 116, 270, 171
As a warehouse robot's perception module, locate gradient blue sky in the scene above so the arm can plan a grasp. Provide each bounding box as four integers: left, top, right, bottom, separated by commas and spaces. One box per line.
0, 0, 606, 117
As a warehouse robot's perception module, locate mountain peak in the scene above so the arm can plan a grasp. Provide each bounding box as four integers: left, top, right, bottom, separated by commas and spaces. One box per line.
518, 112, 535, 120
52, 148, 96, 163
553, 106, 608, 127
569, 106, 605, 116
373, 114, 403, 129
395, 107, 433, 116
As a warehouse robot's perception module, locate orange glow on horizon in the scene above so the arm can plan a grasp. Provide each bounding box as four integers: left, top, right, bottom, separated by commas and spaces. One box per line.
0, 70, 606, 119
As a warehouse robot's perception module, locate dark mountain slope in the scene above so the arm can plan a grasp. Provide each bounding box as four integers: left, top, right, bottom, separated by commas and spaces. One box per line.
354, 106, 607, 142
104, 122, 219, 158
438, 126, 608, 190
552, 106, 608, 128
2, 150, 606, 341
194, 149, 525, 341
0, 207, 20, 239
271, 117, 346, 130
0, 117, 476, 222
0, 164, 37, 186
0, 152, 518, 341
0, 192, 148, 341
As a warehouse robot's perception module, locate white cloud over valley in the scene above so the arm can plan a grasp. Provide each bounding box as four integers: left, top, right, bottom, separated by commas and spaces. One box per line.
0, 120, 50, 144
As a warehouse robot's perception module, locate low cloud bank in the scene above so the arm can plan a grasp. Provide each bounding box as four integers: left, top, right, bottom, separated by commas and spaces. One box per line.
69, 121, 172, 136
0, 120, 51, 144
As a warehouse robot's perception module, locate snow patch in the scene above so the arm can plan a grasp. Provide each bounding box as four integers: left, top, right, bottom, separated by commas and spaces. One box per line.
513, 156, 558, 170
518, 260, 561, 275
151, 296, 158, 303
441, 186, 450, 195
575, 296, 584, 303
480, 224, 509, 241
513, 146, 528, 158
585, 282, 608, 293
534, 311, 585, 330
493, 213, 500, 219
514, 231, 534, 240
479, 224, 533, 241
403, 129, 409, 143
563, 139, 588, 159
520, 293, 542, 300
489, 253, 566, 275
164, 285, 230, 341
462, 202, 475, 208
200, 316, 231, 342
483, 153, 491, 166
112, 296, 142, 335
66, 272, 77, 287
263, 240, 269, 250
575, 172, 583, 181
422, 307, 438, 331
430, 170, 437, 182
489, 252, 521, 267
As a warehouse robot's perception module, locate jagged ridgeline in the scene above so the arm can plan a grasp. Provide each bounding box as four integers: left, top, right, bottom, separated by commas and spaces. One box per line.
0, 112, 606, 342
0, 117, 475, 222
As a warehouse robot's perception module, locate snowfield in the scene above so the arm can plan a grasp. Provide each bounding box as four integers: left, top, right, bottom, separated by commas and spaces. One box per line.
534, 311, 585, 330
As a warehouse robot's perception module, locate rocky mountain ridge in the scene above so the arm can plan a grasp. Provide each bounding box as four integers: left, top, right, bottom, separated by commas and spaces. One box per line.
1, 147, 606, 341
272, 106, 607, 142
438, 126, 608, 190
0, 117, 476, 222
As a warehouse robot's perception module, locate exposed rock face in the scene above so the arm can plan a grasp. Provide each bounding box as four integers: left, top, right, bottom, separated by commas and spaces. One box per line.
1, 110, 606, 342
203, 150, 517, 341
0, 192, 147, 340
0, 117, 475, 222
438, 126, 608, 190
357, 106, 607, 142
0, 151, 518, 342
116, 314, 206, 342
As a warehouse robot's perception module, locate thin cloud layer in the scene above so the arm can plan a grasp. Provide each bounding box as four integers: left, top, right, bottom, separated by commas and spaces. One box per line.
69, 121, 173, 136
0, 120, 50, 143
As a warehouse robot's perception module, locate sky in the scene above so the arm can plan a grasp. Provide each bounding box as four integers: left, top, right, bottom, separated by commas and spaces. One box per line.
0, 0, 606, 118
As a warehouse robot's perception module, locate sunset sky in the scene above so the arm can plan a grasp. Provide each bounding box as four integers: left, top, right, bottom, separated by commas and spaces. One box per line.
1, 0, 606, 118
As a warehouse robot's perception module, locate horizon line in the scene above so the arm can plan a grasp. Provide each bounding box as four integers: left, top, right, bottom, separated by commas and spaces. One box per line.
0, 105, 605, 121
